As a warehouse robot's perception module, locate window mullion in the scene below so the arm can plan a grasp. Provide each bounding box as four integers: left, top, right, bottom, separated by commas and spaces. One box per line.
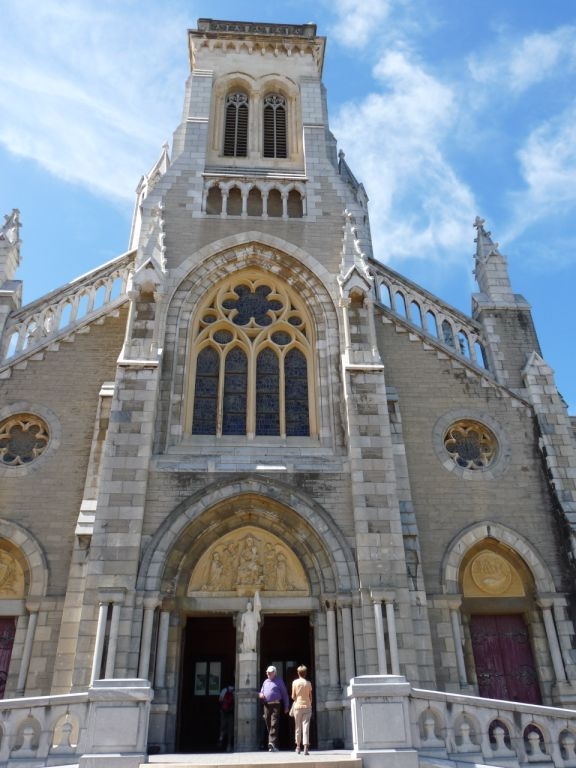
279, 349, 286, 438
246, 347, 256, 439
216, 349, 225, 437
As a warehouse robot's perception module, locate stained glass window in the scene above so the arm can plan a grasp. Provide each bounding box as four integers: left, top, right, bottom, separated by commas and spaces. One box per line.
285, 349, 309, 436
192, 347, 219, 434
444, 420, 497, 470
0, 414, 49, 466
222, 347, 247, 435
256, 349, 280, 435
189, 273, 315, 438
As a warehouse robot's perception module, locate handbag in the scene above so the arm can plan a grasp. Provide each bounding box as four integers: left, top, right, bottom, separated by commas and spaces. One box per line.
289, 704, 295, 717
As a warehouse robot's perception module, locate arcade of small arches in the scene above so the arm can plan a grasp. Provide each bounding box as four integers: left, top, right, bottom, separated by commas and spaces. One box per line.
204, 180, 305, 218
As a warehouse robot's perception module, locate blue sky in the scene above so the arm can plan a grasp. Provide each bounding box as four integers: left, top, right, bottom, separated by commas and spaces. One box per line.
1, 0, 575, 412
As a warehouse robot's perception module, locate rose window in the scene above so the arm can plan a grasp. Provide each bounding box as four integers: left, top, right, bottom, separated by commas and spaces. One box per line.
0, 414, 50, 466
444, 420, 497, 470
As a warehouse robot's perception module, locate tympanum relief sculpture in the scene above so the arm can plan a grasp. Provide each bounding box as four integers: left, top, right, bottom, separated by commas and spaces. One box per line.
462, 549, 525, 598
0, 548, 25, 598
188, 527, 309, 596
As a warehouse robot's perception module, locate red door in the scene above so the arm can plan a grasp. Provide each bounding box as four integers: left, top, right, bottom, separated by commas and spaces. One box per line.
470, 614, 542, 704
0, 617, 16, 698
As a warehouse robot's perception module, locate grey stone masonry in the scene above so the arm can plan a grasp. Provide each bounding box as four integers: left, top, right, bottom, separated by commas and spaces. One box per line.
472, 217, 541, 391
523, 352, 576, 557
339, 282, 423, 681
72, 290, 162, 688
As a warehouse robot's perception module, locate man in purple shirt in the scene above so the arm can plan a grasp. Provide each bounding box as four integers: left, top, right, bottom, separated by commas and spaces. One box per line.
259, 665, 290, 751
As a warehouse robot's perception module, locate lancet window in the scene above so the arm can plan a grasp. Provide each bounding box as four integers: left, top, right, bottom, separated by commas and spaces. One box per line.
263, 94, 287, 158
223, 92, 249, 157
188, 273, 315, 438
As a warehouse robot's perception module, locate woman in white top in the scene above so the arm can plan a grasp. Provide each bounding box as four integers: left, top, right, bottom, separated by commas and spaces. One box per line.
291, 665, 313, 754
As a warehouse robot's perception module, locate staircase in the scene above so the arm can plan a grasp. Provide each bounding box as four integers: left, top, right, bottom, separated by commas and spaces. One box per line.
145, 753, 361, 768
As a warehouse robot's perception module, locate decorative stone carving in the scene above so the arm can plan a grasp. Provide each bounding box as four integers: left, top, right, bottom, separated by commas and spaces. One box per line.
188, 526, 309, 596
240, 591, 261, 652
0, 548, 25, 597
463, 549, 524, 598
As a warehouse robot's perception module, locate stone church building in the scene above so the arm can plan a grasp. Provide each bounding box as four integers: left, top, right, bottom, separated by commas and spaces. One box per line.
1, 17, 576, 762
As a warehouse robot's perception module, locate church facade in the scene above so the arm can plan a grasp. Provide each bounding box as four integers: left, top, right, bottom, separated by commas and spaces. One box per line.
1, 18, 576, 757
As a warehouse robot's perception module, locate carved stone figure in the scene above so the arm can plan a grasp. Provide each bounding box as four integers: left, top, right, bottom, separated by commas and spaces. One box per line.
240, 591, 261, 652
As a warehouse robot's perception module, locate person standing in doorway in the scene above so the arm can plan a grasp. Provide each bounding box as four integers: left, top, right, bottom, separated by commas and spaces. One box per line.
291, 665, 312, 755
217, 683, 234, 752
259, 665, 290, 751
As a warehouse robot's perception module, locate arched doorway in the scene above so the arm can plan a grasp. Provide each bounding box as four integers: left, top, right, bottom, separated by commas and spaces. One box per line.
460, 539, 542, 704
138, 486, 358, 754
176, 524, 313, 752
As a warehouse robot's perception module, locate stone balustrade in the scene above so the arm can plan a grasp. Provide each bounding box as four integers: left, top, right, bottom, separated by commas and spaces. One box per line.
1, 250, 134, 367
370, 261, 490, 373
348, 675, 576, 768
0, 679, 151, 768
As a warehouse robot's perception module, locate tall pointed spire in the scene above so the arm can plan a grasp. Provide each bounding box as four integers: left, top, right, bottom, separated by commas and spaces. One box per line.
472, 216, 514, 303
0, 209, 21, 288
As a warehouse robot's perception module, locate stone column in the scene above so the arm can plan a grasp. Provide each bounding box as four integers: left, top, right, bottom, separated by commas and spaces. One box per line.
538, 598, 567, 683
325, 599, 340, 687
448, 598, 468, 686
339, 599, 356, 685
155, 609, 171, 688
370, 591, 387, 674
91, 602, 109, 684
16, 602, 38, 694
384, 594, 400, 676
237, 651, 259, 751
104, 602, 122, 678
220, 190, 229, 217
138, 595, 160, 680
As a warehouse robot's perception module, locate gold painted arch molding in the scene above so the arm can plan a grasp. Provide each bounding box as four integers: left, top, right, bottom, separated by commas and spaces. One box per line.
188, 525, 309, 597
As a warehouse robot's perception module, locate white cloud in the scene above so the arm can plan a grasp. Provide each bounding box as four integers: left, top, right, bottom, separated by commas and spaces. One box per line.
502, 105, 576, 245
0, 1, 188, 200
327, 0, 393, 48
468, 26, 576, 93
333, 50, 477, 269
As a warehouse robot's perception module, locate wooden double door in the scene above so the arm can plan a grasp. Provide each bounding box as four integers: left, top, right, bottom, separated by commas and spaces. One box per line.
470, 614, 542, 704
178, 614, 313, 753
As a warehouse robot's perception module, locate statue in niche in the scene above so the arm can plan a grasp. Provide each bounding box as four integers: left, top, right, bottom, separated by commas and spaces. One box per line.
240, 590, 261, 653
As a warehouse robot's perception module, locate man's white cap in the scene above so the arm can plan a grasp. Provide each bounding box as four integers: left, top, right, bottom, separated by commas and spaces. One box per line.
266, 665, 277, 673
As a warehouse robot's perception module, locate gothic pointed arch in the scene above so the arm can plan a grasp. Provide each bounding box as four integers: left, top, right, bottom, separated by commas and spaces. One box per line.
136, 478, 359, 597
441, 521, 555, 595
159, 236, 341, 452
185, 268, 315, 438
0, 519, 49, 601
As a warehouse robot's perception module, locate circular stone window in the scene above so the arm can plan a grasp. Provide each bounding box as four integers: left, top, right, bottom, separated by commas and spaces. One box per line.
443, 419, 498, 470
0, 413, 50, 466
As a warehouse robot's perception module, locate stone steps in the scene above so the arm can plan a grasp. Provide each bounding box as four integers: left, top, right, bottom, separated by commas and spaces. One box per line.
146, 751, 361, 768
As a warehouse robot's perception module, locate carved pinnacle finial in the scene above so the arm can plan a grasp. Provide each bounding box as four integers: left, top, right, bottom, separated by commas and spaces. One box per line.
473, 215, 500, 262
